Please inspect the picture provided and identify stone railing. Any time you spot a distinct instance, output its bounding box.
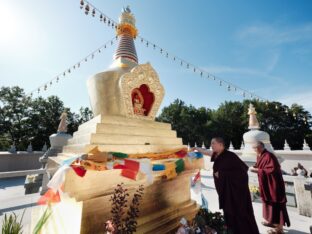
[0,151,44,172]
[0,168,49,195]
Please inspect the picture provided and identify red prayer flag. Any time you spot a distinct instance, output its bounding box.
[121,169,138,180]
[113,164,127,169]
[121,159,140,180]
[124,159,140,171]
[71,165,87,177]
[175,149,187,158]
[38,189,61,205]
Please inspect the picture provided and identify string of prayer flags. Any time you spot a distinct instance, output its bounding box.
[38,189,61,205]
[62,154,83,166]
[121,159,140,180]
[111,152,128,159]
[80,160,107,171]
[187,151,203,159]
[87,146,109,162]
[175,149,188,158]
[71,165,87,177]
[38,165,71,205]
[47,165,71,193]
[175,159,185,173]
[164,161,177,179]
[152,164,166,171]
[128,148,187,160]
[191,170,201,187]
[139,159,153,184]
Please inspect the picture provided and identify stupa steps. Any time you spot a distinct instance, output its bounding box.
[67,133,181,146]
[78,115,171,132]
[74,123,176,138]
[62,143,185,154]
[137,201,198,234]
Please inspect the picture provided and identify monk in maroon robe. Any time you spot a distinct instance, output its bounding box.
[250,141,290,234]
[194,137,259,234]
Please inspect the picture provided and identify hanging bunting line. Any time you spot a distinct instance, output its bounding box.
[79,0,311,120]
[26,36,117,97]
[79,0,267,103]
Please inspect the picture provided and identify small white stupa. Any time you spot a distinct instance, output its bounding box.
[241,104,274,164]
[303,139,311,151]
[42,142,48,152]
[229,141,234,150]
[283,140,291,151]
[8,142,16,154]
[27,143,33,153]
[240,141,244,150]
[201,142,206,149]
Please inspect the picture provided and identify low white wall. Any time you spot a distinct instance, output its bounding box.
[0,152,44,172]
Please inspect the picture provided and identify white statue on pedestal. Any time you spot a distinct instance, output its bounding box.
[57,112,68,133]
[241,103,275,165]
[49,112,72,151]
[248,104,260,129]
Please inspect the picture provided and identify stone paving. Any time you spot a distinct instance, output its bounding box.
[0,172,311,234]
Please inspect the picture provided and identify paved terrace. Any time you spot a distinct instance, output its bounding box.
[0,171,311,233]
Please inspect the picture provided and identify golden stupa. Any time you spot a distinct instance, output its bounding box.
[34,7,200,234]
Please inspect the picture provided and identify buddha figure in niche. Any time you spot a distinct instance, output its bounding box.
[132,89,145,116]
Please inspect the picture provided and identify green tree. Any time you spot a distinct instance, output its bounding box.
[0,86,94,151]
[0,86,32,150]
[157,99,312,150]
[210,101,247,149]
[157,99,212,146]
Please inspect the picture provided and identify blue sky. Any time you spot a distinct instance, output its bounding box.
[1,0,312,114]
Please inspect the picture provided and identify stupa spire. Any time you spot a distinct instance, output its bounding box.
[113,6,138,66]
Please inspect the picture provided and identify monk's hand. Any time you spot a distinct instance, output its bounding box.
[249,166,258,173]
[190,147,198,152]
[214,171,219,178]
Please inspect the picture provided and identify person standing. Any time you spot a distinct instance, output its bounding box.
[250,141,290,234]
[193,137,259,234]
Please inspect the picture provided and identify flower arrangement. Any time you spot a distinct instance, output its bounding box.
[192,208,228,234]
[249,185,260,201]
[105,183,144,234]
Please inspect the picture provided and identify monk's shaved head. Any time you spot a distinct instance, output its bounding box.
[211,137,225,154]
[212,137,225,146]
[254,141,265,149]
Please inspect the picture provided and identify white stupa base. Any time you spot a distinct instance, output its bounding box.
[49,133,72,150]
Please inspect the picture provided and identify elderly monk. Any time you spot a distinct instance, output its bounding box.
[250,141,290,234]
[193,137,259,234]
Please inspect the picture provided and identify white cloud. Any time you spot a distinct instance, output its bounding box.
[279,91,312,113]
[203,64,287,85]
[236,22,312,47]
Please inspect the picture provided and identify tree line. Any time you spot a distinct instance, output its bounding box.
[0,86,93,151]
[156,99,312,150]
[1,86,311,151]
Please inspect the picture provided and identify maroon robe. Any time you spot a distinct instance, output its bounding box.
[212,150,259,234]
[255,149,290,227]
